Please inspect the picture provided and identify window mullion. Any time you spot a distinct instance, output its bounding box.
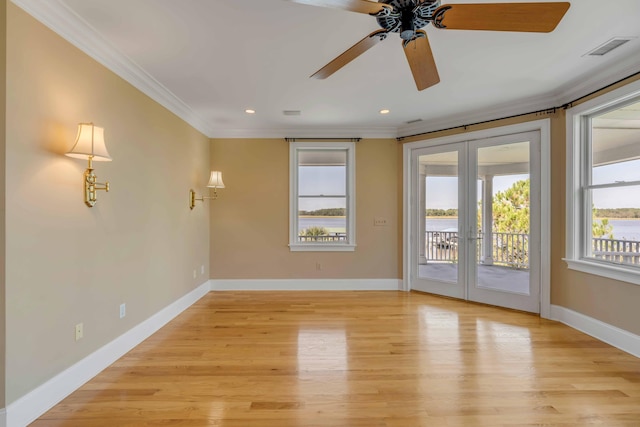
[299,195,347,198]
[586,180,640,190]
[581,116,593,259]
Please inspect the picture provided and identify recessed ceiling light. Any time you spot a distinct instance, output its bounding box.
[380,109,390,115]
[245,109,256,114]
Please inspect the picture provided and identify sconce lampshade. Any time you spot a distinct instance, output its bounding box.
[65,123,112,161]
[207,171,225,189]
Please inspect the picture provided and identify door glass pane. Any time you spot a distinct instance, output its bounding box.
[476,141,530,294]
[418,151,459,283]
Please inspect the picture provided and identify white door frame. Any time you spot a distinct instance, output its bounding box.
[402,119,552,319]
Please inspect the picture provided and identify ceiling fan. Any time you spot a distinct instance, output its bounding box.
[289,0,570,90]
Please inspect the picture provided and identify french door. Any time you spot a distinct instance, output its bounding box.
[409,131,541,313]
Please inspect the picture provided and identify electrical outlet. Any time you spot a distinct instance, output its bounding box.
[75,323,83,341]
[201,265,205,275]
[374,217,388,226]
[193,269,197,279]
[119,303,126,319]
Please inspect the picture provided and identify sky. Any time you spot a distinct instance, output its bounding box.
[298,166,346,211]
[425,174,529,210]
[591,159,640,209]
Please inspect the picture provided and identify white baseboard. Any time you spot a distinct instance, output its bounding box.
[210,278,403,291]
[5,281,210,427]
[550,305,640,358]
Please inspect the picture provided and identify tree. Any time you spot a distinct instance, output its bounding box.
[299,208,345,217]
[486,180,615,238]
[299,226,328,237]
[481,178,530,268]
[592,206,614,239]
[487,178,530,234]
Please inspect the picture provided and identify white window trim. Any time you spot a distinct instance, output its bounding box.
[289,141,356,252]
[565,78,640,285]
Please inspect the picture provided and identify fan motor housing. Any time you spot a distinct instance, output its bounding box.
[376,0,440,39]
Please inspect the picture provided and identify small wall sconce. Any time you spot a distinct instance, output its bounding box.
[65,123,112,207]
[190,171,225,209]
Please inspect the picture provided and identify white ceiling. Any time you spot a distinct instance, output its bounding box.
[13,0,640,138]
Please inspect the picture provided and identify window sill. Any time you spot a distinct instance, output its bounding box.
[289,243,356,252]
[564,258,640,286]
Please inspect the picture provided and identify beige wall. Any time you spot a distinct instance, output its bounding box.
[4,4,210,404]
[402,84,640,336]
[0,0,6,409]
[209,138,400,280]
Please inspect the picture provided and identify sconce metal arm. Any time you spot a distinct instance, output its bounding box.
[84,156,110,207]
[189,189,219,210]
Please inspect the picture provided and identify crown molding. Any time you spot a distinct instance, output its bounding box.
[397,91,560,138]
[208,126,399,139]
[553,44,640,106]
[11,0,218,137]
[398,44,640,139]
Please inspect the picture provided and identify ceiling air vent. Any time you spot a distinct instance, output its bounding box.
[584,37,633,57]
[406,119,423,124]
[283,110,302,116]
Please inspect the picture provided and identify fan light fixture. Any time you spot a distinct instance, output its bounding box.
[65,123,112,207]
[189,171,225,209]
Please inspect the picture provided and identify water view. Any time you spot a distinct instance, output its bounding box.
[426,218,640,241]
[299,216,346,233]
[300,217,640,241]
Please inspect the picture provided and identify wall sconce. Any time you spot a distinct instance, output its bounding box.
[190,171,225,209]
[65,123,112,207]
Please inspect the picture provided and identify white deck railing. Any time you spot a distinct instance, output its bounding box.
[426,231,529,268]
[426,231,640,268]
[592,238,640,265]
[298,234,346,242]
[489,232,529,269]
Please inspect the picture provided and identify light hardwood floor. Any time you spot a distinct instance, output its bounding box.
[34,291,640,426]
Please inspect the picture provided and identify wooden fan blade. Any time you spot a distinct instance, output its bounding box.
[288,0,386,15]
[434,2,570,33]
[403,31,440,91]
[311,30,387,79]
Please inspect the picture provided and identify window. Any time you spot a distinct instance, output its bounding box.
[289,141,356,251]
[566,79,640,284]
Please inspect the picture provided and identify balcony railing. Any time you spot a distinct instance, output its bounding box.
[425,231,529,268]
[426,232,640,268]
[592,238,640,265]
[426,231,459,262]
[298,234,346,242]
[490,232,529,269]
